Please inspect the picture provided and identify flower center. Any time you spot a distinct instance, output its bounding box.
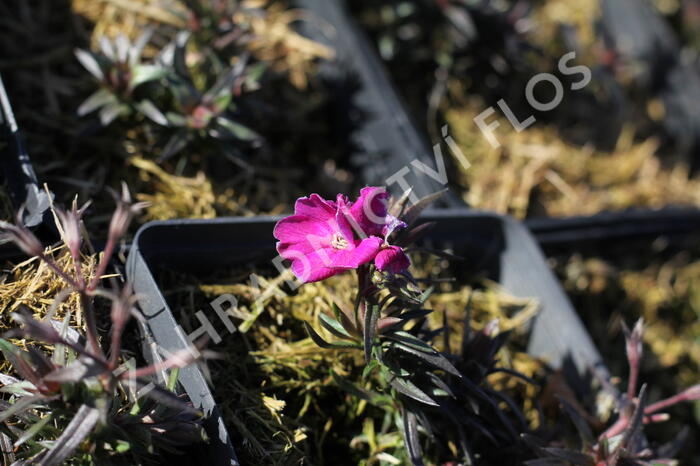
[330,232,349,250]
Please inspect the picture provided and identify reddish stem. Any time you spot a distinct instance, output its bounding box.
[645,391,692,415]
[87,235,117,292]
[626,357,639,400]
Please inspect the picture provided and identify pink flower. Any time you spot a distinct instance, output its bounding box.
[375,246,411,274]
[275,193,383,283]
[349,187,390,237]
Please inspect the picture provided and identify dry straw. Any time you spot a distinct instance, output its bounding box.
[446,101,700,218]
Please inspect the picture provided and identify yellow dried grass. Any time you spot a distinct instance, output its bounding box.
[446,101,700,218]
[0,246,98,373]
[130,156,218,220]
[241,1,334,89]
[71,0,185,45]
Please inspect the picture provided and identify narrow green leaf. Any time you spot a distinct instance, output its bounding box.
[167,367,180,392]
[77,89,116,116]
[388,331,436,353]
[129,28,153,66]
[216,117,259,141]
[396,309,432,321]
[332,302,357,335]
[74,49,104,81]
[137,100,168,126]
[331,370,387,406]
[0,396,43,423]
[390,377,438,406]
[0,381,36,397]
[305,322,331,348]
[131,65,167,89]
[99,36,116,60]
[0,432,14,465]
[362,359,379,379]
[304,323,360,350]
[418,286,434,305]
[98,102,128,126]
[212,92,232,114]
[0,339,20,360]
[161,132,192,159]
[244,62,266,89]
[364,304,380,363]
[318,313,353,340]
[165,112,187,127]
[390,341,461,378]
[401,408,426,466]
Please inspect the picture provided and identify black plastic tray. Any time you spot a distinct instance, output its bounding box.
[126,209,607,465]
[526,207,700,251]
[0,73,51,258]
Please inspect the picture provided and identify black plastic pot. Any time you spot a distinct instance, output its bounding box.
[126,209,607,465]
[296,0,463,207]
[526,207,700,251]
[0,73,51,258]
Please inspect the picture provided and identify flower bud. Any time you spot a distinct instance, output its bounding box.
[0,221,43,257]
[108,182,148,240]
[56,208,82,259]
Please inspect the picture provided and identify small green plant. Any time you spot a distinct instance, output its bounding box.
[76,24,264,161]
[144,32,263,159]
[0,186,208,465]
[75,30,168,126]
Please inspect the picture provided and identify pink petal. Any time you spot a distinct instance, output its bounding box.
[294,194,336,220]
[375,246,410,274]
[279,242,341,283]
[350,187,389,236]
[336,205,357,243]
[273,214,335,245]
[330,236,383,269]
[291,256,341,283]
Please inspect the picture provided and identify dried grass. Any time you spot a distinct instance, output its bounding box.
[0,246,97,373]
[242,0,334,89]
[445,100,700,218]
[530,0,600,64]
[560,253,700,388]
[71,0,185,45]
[130,156,218,220]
